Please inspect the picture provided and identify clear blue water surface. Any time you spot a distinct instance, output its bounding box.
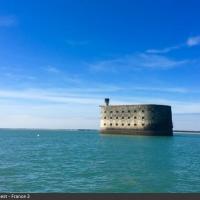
[0,129,200,193]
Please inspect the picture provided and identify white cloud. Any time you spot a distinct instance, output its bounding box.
[129,86,188,93]
[0,88,200,129]
[0,87,198,110]
[146,35,200,54]
[0,15,17,27]
[146,45,181,54]
[90,53,188,71]
[0,89,102,105]
[2,72,36,81]
[0,66,37,82]
[186,36,200,46]
[134,53,188,68]
[0,88,102,129]
[0,86,189,106]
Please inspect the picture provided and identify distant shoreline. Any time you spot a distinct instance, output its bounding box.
[0,128,98,131]
[174,130,200,133]
[0,128,200,133]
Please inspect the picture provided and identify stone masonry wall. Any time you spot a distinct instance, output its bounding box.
[100,104,173,134]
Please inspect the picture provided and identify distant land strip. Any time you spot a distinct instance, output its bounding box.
[0,128,200,133]
[174,130,200,133]
[0,128,98,131]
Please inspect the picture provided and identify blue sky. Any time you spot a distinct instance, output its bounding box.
[0,0,200,130]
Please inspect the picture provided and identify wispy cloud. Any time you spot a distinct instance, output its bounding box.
[46,66,60,73]
[0,15,17,27]
[90,53,188,72]
[0,87,200,129]
[146,45,182,54]
[186,36,200,46]
[0,84,195,106]
[129,86,189,93]
[3,72,36,81]
[0,88,200,112]
[0,89,102,105]
[133,53,188,68]
[146,35,200,54]
[44,65,83,84]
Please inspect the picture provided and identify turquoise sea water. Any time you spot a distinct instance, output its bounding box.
[0,129,200,193]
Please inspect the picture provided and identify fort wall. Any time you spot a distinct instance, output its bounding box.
[100,104,173,136]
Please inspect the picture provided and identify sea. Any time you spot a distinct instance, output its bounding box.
[0,129,200,193]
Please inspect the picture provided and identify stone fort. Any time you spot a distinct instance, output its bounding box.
[100,98,173,136]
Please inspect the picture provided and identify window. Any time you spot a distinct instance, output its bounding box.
[122,110,124,113]
[134,116,137,119]
[122,117,124,119]
[116,111,119,113]
[110,117,112,119]
[110,123,112,126]
[134,123,137,126]
[116,117,118,119]
[142,123,145,126]
[128,116,130,119]
[104,117,106,119]
[104,123,106,126]
[104,111,106,113]
[142,110,144,113]
[142,116,144,119]
[116,123,118,126]
[122,123,124,126]
[134,110,137,113]
[128,123,130,126]
[128,110,130,113]
[110,111,113,113]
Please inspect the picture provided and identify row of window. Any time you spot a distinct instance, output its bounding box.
[104,116,145,120]
[103,123,145,126]
[104,110,145,114]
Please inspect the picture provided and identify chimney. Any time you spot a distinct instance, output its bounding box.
[105,98,110,106]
